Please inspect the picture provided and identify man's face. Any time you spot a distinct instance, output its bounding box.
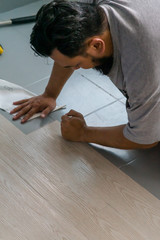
[50,49,113,74]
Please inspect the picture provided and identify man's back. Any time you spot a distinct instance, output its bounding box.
[99,0,160,144]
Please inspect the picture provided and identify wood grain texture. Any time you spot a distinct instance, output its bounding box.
[0,114,160,240]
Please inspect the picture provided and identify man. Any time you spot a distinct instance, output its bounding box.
[10,0,160,149]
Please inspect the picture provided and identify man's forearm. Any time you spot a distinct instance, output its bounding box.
[83,124,158,149]
[44,62,74,99]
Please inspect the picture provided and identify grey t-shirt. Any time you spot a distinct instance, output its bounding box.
[99,0,160,144]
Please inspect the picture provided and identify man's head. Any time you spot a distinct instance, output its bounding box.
[30,0,113,74]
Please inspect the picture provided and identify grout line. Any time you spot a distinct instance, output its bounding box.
[84,100,118,118]
[80,73,123,101]
[25,75,50,88]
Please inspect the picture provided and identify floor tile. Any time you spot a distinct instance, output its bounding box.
[27,71,116,116]
[85,101,138,166]
[79,68,124,99]
[85,100,128,126]
[0,0,51,37]
[0,0,40,13]
[0,1,53,88]
[0,27,52,86]
[0,0,49,18]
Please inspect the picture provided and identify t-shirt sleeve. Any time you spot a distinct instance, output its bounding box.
[123,96,160,144]
[122,50,160,144]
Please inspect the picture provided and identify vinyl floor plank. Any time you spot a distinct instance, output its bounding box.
[0,159,88,240]
[1,115,160,239]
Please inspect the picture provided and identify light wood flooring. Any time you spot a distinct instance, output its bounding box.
[0,114,160,239]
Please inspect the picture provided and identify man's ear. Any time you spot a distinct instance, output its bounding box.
[86,37,106,57]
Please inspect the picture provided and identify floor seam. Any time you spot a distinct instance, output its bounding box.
[80,73,123,100]
[84,100,118,118]
[25,75,50,88]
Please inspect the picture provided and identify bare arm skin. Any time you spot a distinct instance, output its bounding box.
[61,110,158,150]
[44,62,74,99]
[10,62,74,123]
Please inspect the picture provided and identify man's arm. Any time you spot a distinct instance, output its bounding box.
[44,62,74,99]
[11,62,74,123]
[83,124,158,149]
[61,110,158,150]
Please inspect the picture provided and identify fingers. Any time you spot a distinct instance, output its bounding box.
[10,98,32,115]
[40,106,53,118]
[21,108,38,123]
[12,105,32,122]
[10,95,56,123]
[61,110,84,124]
[12,103,55,123]
[13,99,30,105]
[11,101,38,122]
[66,109,83,118]
[10,102,29,114]
[61,114,70,122]
[61,112,86,142]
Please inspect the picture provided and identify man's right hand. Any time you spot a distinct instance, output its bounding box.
[10,93,56,123]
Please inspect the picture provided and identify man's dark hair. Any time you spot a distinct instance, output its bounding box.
[30,0,107,57]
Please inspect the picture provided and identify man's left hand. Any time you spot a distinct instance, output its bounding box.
[61,110,86,142]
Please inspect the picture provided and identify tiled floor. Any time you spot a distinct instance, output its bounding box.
[0,0,160,200]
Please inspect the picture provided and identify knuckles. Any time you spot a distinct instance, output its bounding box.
[32,101,41,108]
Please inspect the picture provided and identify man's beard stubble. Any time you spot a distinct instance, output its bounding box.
[92,55,113,75]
